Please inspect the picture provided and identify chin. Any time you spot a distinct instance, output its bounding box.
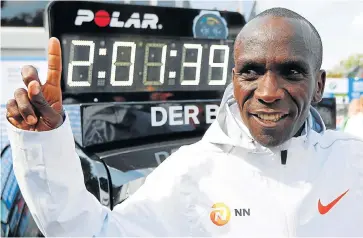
[245,115,295,148]
[252,133,288,148]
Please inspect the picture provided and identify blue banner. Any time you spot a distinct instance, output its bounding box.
[348,78,363,101]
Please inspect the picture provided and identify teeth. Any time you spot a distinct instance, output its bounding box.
[257,113,285,122]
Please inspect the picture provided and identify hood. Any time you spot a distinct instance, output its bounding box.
[203,83,326,154]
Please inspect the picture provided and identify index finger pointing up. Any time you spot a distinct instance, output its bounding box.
[46,37,62,87]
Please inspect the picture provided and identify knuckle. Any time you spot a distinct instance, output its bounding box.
[32,94,48,106]
[17,104,31,114]
[22,65,38,75]
[32,97,50,111]
[22,65,39,83]
[6,99,16,108]
[48,54,62,69]
[6,100,21,118]
[54,115,64,127]
[38,101,49,109]
[45,113,62,128]
[14,88,27,98]
[28,65,38,72]
[7,117,21,127]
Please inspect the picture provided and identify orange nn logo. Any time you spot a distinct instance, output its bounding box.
[210,203,231,226]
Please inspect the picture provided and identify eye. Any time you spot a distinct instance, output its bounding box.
[289,69,300,75]
[243,69,258,75]
[280,68,305,80]
[282,68,302,75]
[237,69,262,81]
[236,63,265,81]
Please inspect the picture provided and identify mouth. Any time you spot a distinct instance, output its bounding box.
[250,112,289,127]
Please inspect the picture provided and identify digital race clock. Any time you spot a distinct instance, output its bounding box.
[45,1,246,97]
[62,34,233,93]
[45,1,246,148]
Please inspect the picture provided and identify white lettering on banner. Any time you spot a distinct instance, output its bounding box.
[169,106,183,126]
[123,13,141,28]
[151,107,167,126]
[74,9,94,26]
[184,105,199,125]
[74,9,161,30]
[109,12,124,28]
[141,14,160,29]
[151,104,220,127]
[206,105,219,124]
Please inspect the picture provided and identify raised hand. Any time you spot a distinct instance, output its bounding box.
[6,37,64,131]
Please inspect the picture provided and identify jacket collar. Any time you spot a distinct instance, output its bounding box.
[203,83,326,153]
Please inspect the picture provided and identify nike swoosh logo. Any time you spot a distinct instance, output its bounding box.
[318,189,349,215]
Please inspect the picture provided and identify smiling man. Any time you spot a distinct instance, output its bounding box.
[232,10,325,148]
[5,7,363,237]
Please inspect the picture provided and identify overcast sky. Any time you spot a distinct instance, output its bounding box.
[190,0,363,71]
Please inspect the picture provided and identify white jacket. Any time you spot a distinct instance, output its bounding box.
[344,112,363,139]
[6,84,363,237]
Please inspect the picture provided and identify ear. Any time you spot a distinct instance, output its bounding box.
[312,70,326,105]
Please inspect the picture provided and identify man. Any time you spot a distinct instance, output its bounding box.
[5,8,363,237]
[344,96,363,138]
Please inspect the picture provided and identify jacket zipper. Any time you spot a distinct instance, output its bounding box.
[281,150,287,165]
[280,150,291,237]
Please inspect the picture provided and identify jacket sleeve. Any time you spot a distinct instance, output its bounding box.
[344,114,363,139]
[6,113,183,237]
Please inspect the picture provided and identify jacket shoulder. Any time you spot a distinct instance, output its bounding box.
[318,130,363,149]
[143,140,222,182]
[318,130,363,171]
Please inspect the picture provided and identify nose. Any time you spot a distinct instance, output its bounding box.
[254,72,284,104]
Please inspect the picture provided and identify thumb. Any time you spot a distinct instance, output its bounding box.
[28,81,62,127]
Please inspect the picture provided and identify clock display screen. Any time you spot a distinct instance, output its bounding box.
[62,34,234,94]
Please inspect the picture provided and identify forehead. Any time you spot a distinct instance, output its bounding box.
[234,16,316,67]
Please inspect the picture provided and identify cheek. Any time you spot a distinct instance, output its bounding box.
[286,82,313,111]
[233,79,256,104]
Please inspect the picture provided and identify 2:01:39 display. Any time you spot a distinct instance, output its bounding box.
[62,34,234,93]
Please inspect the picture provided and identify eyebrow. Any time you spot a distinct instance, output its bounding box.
[277,60,311,72]
[236,61,265,73]
[236,59,311,73]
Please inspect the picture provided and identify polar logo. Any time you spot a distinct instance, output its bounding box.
[74,9,163,29]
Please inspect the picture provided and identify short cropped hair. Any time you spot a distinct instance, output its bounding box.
[244,7,323,70]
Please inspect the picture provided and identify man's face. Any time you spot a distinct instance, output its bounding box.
[232,16,326,147]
